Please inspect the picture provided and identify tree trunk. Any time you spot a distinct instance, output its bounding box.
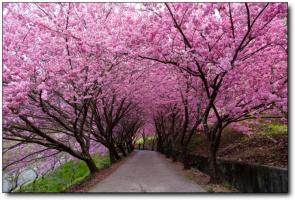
[84,158,99,174]
[118,144,126,156]
[208,143,219,183]
[126,144,131,153]
[182,146,190,169]
[126,141,130,153]
[33,179,37,192]
[109,149,116,163]
[114,150,120,160]
[128,142,134,152]
[171,144,177,162]
[109,147,121,163]
[157,139,162,152]
[166,141,172,158]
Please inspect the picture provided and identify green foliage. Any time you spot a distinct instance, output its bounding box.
[222,182,238,191]
[136,138,144,144]
[207,186,214,193]
[16,155,110,193]
[136,136,155,145]
[175,121,287,153]
[255,122,287,136]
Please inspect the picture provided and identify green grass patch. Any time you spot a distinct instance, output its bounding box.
[15,154,110,193]
[255,122,288,136]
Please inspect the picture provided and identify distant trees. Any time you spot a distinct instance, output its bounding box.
[90,94,138,163]
[115,113,144,154]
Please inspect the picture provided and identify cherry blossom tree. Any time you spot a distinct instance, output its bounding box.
[90,94,136,163]
[3,2,287,184]
[128,2,287,181]
[114,111,144,155]
[3,3,134,173]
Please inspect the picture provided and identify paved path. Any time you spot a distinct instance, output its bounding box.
[89,150,205,193]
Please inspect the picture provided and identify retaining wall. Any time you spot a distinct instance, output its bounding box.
[168,150,288,193]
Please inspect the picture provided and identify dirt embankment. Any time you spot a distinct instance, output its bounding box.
[192,129,288,168]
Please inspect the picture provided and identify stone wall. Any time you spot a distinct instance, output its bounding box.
[167,150,288,193]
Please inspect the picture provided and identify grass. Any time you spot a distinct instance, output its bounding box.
[177,120,287,153]
[15,154,110,193]
[254,122,288,136]
[207,186,215,193]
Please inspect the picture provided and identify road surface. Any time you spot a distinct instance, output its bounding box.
[89,150,205,193]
